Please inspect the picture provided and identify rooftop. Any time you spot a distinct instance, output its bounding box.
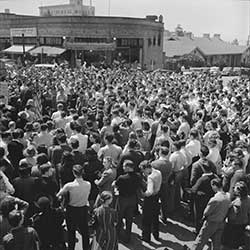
[164,32,248,57]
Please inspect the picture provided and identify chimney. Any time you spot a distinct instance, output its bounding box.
[203,33,210,39]
[186,32,193,39]
[214,34,221,39]
[4,9,10,14]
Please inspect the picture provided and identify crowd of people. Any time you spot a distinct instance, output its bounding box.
[0,62,250,250]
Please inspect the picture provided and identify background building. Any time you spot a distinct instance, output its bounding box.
[0,11,164,69]
[164,25,248,69]
[39,0,95,17]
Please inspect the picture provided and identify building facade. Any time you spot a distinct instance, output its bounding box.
[39,0,95,17]
[0,13,164,69]
[164,30,248,68]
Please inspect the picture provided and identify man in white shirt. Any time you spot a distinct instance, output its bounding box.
[98,133,122,164]
[177,114,190,139]
[69,123,88,154]
[186,129,201,159]
[57,164,91,250]
[132,108,144,131]
[51,103,64,121]
[140,160,162,243]
[33,123,53,148]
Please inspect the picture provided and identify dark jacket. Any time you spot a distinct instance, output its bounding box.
[190,158,217,186]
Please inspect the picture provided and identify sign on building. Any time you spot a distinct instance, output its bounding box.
[10,27,37,37]
[0,82,8,105]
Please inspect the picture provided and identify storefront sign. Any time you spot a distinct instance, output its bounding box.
[10,27,37,37]
[66,42,116,51]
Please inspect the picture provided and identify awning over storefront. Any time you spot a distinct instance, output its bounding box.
[2,45,36,54]
[29,46,66,56]
[65,42,116,51]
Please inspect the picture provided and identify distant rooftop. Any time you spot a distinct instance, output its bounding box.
[164,31,248,57]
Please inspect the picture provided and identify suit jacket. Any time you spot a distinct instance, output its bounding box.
[72,150,87,166]
[191,173,216,199]
[117,149,144,176]
[203,191,230,223]
[50,144,72,166]
[7,140,24,170]
[95,168,117,193]
[151,158,172,184]
[190,158,217,186]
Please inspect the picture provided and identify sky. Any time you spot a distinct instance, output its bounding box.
[0,0,249,44]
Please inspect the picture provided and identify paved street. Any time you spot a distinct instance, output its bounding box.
[76,211,211,250]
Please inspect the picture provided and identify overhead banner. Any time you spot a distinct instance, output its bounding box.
[10,27,37,37]
[0,82,8,105]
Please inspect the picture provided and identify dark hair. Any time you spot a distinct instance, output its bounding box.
[12,129,20,139]
[46,121,54,131]
[99,191,113,205]
[105,133,114,143]
[40,163,51,175]
[58,134,67,143]
[40,123,48,131]
[161,125,169,133]
[190,129,199,138]
[200,145,209,157]
[37,144,48,155]
[139,160,152,170]
[173,141,182,151]
[123,159,135,169]
[61,151,74,166]
[91,132,101,144]
[211,178,222,188]
[70,138,79,149]
[36,153,49,165]
[74,123,82,133]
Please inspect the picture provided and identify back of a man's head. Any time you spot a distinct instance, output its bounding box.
[105,133,114,144]
[200,145,209,157]
[70,138,79,150]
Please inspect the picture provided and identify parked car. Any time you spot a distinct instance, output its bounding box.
[221,67,233,76]
[232,67,241,76]
[210,66,220,75]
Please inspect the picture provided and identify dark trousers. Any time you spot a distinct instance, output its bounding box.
[159,183,168,220]
[142,194,160,241]
[117,195,137,241]
[66,205,89,250]
[193,195,209,232]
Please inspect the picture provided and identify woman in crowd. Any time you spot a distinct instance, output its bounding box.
[94,156,117,208]
[91,191,118,250]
